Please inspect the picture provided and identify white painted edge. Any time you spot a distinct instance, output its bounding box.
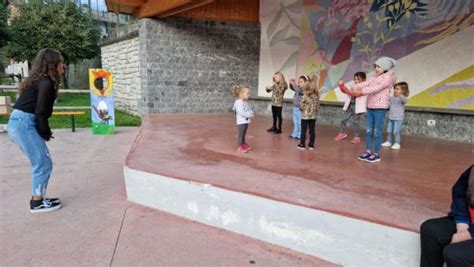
[124,166,420,267]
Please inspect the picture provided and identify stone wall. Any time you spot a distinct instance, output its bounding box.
[101,33,141,115]
[249,97,474,143]
[139,18,260,114]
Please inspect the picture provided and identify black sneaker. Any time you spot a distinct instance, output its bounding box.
[45,197,60,204]
[297,143,306,150]
[267,127,277,132]
[274,129,282,134]
[366,154,381,163]
[30,199,62,214]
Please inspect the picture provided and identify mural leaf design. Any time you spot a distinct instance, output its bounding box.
[415,13,473,46]
[282,35,301,45]
[267,8,283,38]
[370,0,429,28]
[278,50,299,72]
[370,0,390,13]
[269,24,291,47]
[286,1,303,14]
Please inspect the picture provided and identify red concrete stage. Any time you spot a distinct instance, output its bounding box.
[124,113,472,266]
[127,113,470,231]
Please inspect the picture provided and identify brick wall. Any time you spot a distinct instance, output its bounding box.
[101,34,142,115]
[249,97,474,143]
[139,18,260,114]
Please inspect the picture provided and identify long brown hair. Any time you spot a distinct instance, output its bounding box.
[303,75,319,97]
[19,48,63,95]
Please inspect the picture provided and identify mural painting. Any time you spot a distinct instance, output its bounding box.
[259,0,473,110]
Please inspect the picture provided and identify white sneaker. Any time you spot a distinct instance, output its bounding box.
[381,141,392,147]
[391,143,401,150]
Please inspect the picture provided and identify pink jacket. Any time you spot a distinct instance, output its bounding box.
[342,95,367,114]
[353,71,396,109]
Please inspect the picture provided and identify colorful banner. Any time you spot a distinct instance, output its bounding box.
[89,69,115,135]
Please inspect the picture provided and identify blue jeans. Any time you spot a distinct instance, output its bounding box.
[365,109,387,155]
[7,109,53,197]
[292,107,301,138]
[386,119,402,144]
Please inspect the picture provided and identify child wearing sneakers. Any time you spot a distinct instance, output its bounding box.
[266,72,288,134]
[232,85,254,153]
[382,82,409,150]
[297,76,320,150]
[289,75,308,139]
[339,57,397,163]
[335,72,367,144]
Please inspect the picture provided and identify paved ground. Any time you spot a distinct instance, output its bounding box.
[0,127,333,266]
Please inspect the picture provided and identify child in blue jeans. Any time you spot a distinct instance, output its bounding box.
[289,75,308,139]
[341,57,397,163]
[382,82,409,150]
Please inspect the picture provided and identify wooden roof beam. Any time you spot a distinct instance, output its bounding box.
[134,0,192,18]
[157,0,215,18]
[105,0,146,12]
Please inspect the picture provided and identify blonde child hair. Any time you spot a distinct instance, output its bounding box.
[394,82,410,97]
[273,71,287,85]
[303,75,320,97]
[231,85,250,98]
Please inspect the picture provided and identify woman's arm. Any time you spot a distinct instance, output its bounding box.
[449,166,474,242]
[34,79,55,141]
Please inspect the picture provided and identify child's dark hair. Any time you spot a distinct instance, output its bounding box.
[394,82,409,97]
[299,75,309,82]
[231,85,250,98]
[354,72,366,80]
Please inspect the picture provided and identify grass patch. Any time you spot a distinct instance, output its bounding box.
[1,78,13,85]
[55,93,90,106]
[0,92,17,100]
[0,109,141,128]
[0,92,90,106]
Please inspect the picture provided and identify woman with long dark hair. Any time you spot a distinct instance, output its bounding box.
[7,48,65,213]
[420,165,474,266]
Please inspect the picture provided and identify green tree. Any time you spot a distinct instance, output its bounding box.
[0,3,9,48]
[6,1,101,87]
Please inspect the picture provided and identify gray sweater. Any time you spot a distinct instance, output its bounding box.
[290,84,303,108]
[388,96,408,120]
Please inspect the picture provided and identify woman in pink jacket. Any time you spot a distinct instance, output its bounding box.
[341,57,397,163]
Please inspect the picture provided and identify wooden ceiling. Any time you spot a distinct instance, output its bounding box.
[105,0,259,23]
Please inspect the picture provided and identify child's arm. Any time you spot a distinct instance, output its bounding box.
[339,80,361,97]
[355,71,395,95]
[296,85,303,95]
[299,96,306,111]
[400,96,408,104]
[289,79,296,91]
[235,101,253,119]
[266,83,275,93]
